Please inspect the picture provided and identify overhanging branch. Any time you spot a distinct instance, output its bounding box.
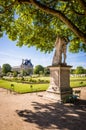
[0,0,17,14]
[1,0,86,44]
[29,0,86,43]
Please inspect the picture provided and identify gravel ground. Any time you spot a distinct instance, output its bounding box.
[0,87,86,130]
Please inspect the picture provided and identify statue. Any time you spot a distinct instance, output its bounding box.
[52,36,68,65]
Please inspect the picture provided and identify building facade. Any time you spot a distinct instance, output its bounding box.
[12,59,33,75]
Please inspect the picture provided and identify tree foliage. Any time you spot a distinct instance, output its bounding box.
[21,69,33,76]
[2,64,11,74]
[34,65,44,74]
[13,70,18,77]
[75,66,85,74]
[0,0,86,53]
[44,67,50,75]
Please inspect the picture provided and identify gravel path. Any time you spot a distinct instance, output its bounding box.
[0,88,86,130]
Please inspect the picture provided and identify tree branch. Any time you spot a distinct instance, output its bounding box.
[18,0,31,4]
[0,0,17,14]
[71,9,85,16]
[1,0,86,43]
[29,0,86,43]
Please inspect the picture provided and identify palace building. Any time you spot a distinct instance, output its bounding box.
[12,59,33,75]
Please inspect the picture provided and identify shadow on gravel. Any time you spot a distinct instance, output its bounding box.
[16,99,86,130]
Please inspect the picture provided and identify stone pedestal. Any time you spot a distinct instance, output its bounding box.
[45,65,72,102]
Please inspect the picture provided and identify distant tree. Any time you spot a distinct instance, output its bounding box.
[27,69,33,75]
[34,65,44,75]
[44,67,50,76]
[21,69,33,76]
[75,66,85,74]
[70,69,75,74]
[13,71,18,77]
[7,72,12,76]
[83,68,86,74]
[2,64,11,74]
[21,70,27,76]
[39,71,44,76]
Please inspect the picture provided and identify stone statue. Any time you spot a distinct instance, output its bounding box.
[52,36,68,65]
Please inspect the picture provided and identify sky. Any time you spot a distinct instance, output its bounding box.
[0,34,86,69]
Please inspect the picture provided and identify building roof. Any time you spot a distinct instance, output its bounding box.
[22,59,33,67]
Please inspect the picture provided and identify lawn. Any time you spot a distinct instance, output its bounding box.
[0,79,49,93]
[70,77,86,88]
[0,76,86,93]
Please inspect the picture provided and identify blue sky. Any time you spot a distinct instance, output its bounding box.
[0,34,86,69]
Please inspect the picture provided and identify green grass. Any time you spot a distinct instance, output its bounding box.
[0,76,86,93]
[0,79,49,93]
[70,77,86,88]
[70,77,86,81]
